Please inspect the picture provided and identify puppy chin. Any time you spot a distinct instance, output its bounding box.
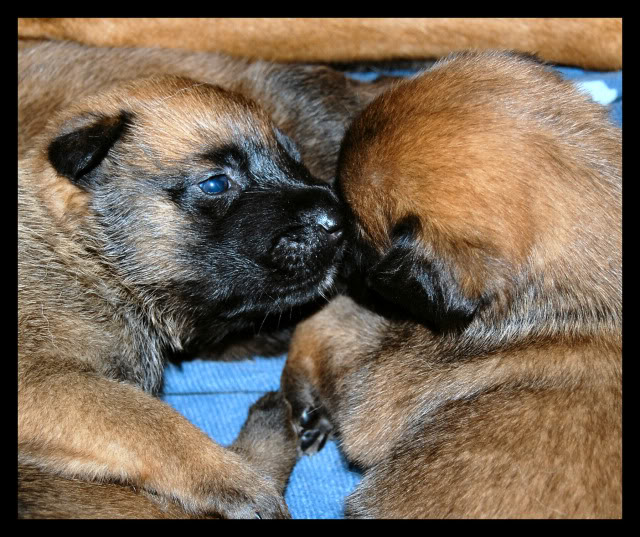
[261,250,344,310]
[219,250,344,323]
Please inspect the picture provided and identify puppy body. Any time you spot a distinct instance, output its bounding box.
[18,69,350,517]
[282,52,621,518]
[18,18,622,70]
[286,299,621,518]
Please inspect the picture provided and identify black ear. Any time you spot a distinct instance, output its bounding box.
[366,215,480,331]
[47,111,132,186]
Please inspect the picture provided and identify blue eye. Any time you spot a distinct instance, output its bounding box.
[198,174,230,194]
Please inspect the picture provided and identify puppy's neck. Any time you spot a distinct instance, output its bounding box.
[467,263,622,357]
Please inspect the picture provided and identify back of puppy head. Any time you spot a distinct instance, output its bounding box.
[338,51,621,331]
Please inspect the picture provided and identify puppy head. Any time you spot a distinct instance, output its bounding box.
[338,51,621,331]
[36,75,345,336]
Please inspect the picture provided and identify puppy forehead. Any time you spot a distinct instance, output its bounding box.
[135,79,275,152]
[84,76,276,163]
[339,97,522,248]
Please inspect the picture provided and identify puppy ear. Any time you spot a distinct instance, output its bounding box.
[47,111,132,186]
[366,215,480,331]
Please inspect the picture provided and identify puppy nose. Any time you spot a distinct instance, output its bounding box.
[315,208,343,238]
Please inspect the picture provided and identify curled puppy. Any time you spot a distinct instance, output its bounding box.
[18,75,345,518]
[282,51,622,518]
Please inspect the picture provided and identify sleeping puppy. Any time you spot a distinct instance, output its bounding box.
[282,51,622,518]
[18,75,345,518]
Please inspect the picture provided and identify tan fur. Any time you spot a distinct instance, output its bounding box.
[19,39,388,181]
[18,40,384,517]
[339,52,621,310]
[18,18,622,70]
[19,392,297,519]
[18,79,291,518]
[281,52,621,518]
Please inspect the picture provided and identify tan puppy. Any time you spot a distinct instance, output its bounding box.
[18,69,354,517]
[18,38,407,517]
[282,51,622,518]
[18,18,622,70]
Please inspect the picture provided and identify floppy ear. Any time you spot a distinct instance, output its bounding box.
[47,111,132,187]
[366,215,481,331]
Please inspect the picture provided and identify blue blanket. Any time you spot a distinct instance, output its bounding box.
[160,65,622,519]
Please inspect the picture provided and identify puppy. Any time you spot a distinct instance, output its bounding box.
[18,18,622,70]
[18,74,347,518]
[282,51,622,518]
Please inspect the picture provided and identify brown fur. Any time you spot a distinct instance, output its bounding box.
[19,39,389,182]
[18,18,622,70]
[19,392,297,519]
[18,41,390,517]
[281,51,622,518]
[18,78,296,519]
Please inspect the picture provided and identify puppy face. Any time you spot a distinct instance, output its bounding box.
[38,76,345,340]
[337,52,621,333]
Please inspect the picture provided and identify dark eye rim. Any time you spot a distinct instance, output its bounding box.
[198,173,230,195]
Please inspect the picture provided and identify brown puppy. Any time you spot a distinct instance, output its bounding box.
[19,38,403,517]
[18,71,352,518]
[18,17,622,70]
[282,51,622,518]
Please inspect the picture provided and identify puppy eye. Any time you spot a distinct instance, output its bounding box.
[198,174,230,194]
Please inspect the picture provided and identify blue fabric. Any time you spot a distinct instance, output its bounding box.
[160,65,622,519]
[555,67,622,126]
[161,356,361,519]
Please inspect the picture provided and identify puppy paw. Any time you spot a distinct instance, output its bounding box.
[174,401,295,520]
[280,369,334,456]
[296,405,333,455]
[241,391,297,443]
[208,480,290,519]
[188,459,291,519]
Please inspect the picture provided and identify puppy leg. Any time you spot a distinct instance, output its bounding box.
[280,308,340,457]
[281,363,334,456]
[230,391,298,497]
[18,359,289,518]
[18,390,297,518]
[281,296,389,459]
